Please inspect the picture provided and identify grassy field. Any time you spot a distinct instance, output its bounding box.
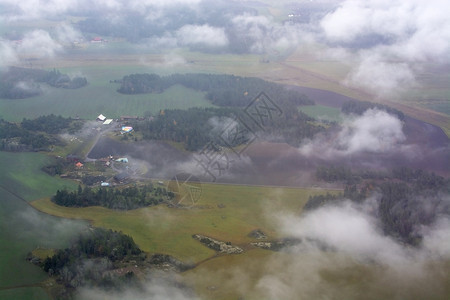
[0,152,87,297]
[5,45,449,136]
[31,183,337,263]
[0,81,213,122]
[0,287,49,300]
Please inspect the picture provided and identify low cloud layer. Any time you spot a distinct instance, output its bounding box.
[177,24,228,48]
[77,272,197,300]
[300,108,406,158]
[0,24,83,67]
[320,0,450,97]
[2,0,447,97]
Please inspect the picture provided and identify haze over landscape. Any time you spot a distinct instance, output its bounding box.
[0,0,449,299]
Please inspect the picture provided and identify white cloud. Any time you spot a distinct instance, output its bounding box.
[0,0,201,21]
[176,24,229,48]
[18,30,62,58]
[231,13,304,54]
[319,0,450,97]
[77,274,198,300]
[280,199,408,265]
[300,109,406,158]
[55,23,83,44]
[0,40,18,68]
[344,55,416,97]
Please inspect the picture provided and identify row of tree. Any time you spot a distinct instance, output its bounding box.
[341,100,405,120]
[52,184,173,210]
[316,165,448,191]
[117,73,314,107]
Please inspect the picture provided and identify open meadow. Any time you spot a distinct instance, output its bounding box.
[31,183,336,263]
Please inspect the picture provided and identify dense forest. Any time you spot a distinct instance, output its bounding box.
[40,228,142,294]
[52,184,173,210]
[117,73,313,107]
[0,67,87,99]
[0,115,81,151]
[119,73,321,150]
[305,168,450,245]
[131,106,323,151]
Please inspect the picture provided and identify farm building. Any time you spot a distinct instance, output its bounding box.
[103,119,113,125]
[97,114,106,122]
[121,126,133,133]
[75,162,84,168]
[101,182,110,187]
[115,158,129,163]
[91,37,103,43]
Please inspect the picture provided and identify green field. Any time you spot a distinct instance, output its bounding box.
[0,287,49,300]
[31,184,336,263]
[0,152,88,297]
[299,105,343,123]
[0,83,213,122]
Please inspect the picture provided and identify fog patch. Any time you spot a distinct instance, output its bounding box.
[344,56,416,97]
[0,41,19,68]
[422,216,450,258]
[280,197,410,265]
[77,272,198,300]
[55,23,83,44]
[18,30,62,58]
[13,205,87,248]
[176,24,229,49]
[162,53,187,67]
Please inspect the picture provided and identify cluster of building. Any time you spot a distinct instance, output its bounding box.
[96,113,137,134]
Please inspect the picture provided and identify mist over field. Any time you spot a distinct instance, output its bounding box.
[1,0,449,299]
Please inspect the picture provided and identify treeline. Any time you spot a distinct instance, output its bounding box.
[342,100,405,120]
[132,107,323,151]
[52,184,172,210]
[0,115,81,151]
[0,67,87,99]
[305,168,449,245]
[117,73,314,107]
[21,114,76,134]
[316,165,448,191]
[41,228,142,292]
